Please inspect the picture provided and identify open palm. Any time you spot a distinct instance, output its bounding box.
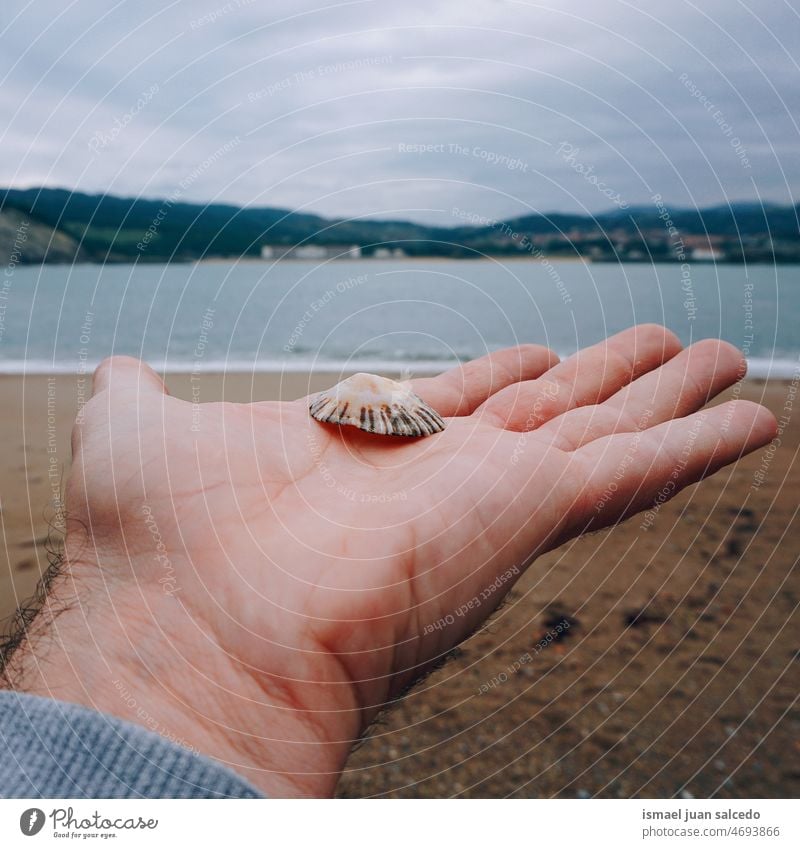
[63,324,775,796]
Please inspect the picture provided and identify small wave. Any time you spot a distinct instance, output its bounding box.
[744,357,800,380]
[0,357,456,376]
[346,347,477,363]
[0,355,797,380]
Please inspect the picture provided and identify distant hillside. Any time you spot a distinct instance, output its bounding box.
[0,207,88,264]
[0,187,454,262]
[1,187,798,264]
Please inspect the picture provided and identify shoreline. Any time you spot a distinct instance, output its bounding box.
[0,357,797,380]
[22,256,800,267]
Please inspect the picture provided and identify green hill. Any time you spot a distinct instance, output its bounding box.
[1,187,797,264]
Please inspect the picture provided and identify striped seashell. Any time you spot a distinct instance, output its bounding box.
[309,372,446,437]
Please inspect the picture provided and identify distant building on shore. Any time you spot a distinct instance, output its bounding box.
[260,244,362,260]
[690,246,725,261]
[259,244,412,260]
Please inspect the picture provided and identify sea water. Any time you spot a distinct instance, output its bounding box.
[0,259,797,378]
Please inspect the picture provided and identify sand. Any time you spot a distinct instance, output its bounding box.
[0,370,797,798]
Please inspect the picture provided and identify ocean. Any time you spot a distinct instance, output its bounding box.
[1,259,798,378]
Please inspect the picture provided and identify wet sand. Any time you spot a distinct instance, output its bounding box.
[0,371,797,798]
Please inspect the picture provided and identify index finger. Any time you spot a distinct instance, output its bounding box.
[294,345,557,416]
[411,344,559,417]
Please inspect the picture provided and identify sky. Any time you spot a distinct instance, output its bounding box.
[0,0,798,225]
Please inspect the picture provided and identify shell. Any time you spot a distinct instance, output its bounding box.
[309,372,446,437]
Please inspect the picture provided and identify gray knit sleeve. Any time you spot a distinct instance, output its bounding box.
[0,691,264,798]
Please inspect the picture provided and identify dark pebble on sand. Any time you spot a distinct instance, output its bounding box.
[726,537,743,557]
[623,607,666,628]
[540,607,580,641]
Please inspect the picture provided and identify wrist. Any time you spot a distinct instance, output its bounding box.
[4,540,358,797]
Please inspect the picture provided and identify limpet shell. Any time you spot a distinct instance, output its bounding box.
[309,372,446,437]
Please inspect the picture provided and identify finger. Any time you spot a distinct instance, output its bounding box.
[565,400,777,536]
[537,339,747,451]
[92,355,169,398]
[409,344,558,417]
[477,324,682,430]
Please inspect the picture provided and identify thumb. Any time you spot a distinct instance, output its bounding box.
[92,355,169,397]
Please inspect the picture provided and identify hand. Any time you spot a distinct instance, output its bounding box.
[8,325,776,797]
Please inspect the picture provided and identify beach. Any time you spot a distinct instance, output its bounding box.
[0,370,797,798]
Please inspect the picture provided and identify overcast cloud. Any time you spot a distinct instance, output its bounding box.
[1,0,798,224]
